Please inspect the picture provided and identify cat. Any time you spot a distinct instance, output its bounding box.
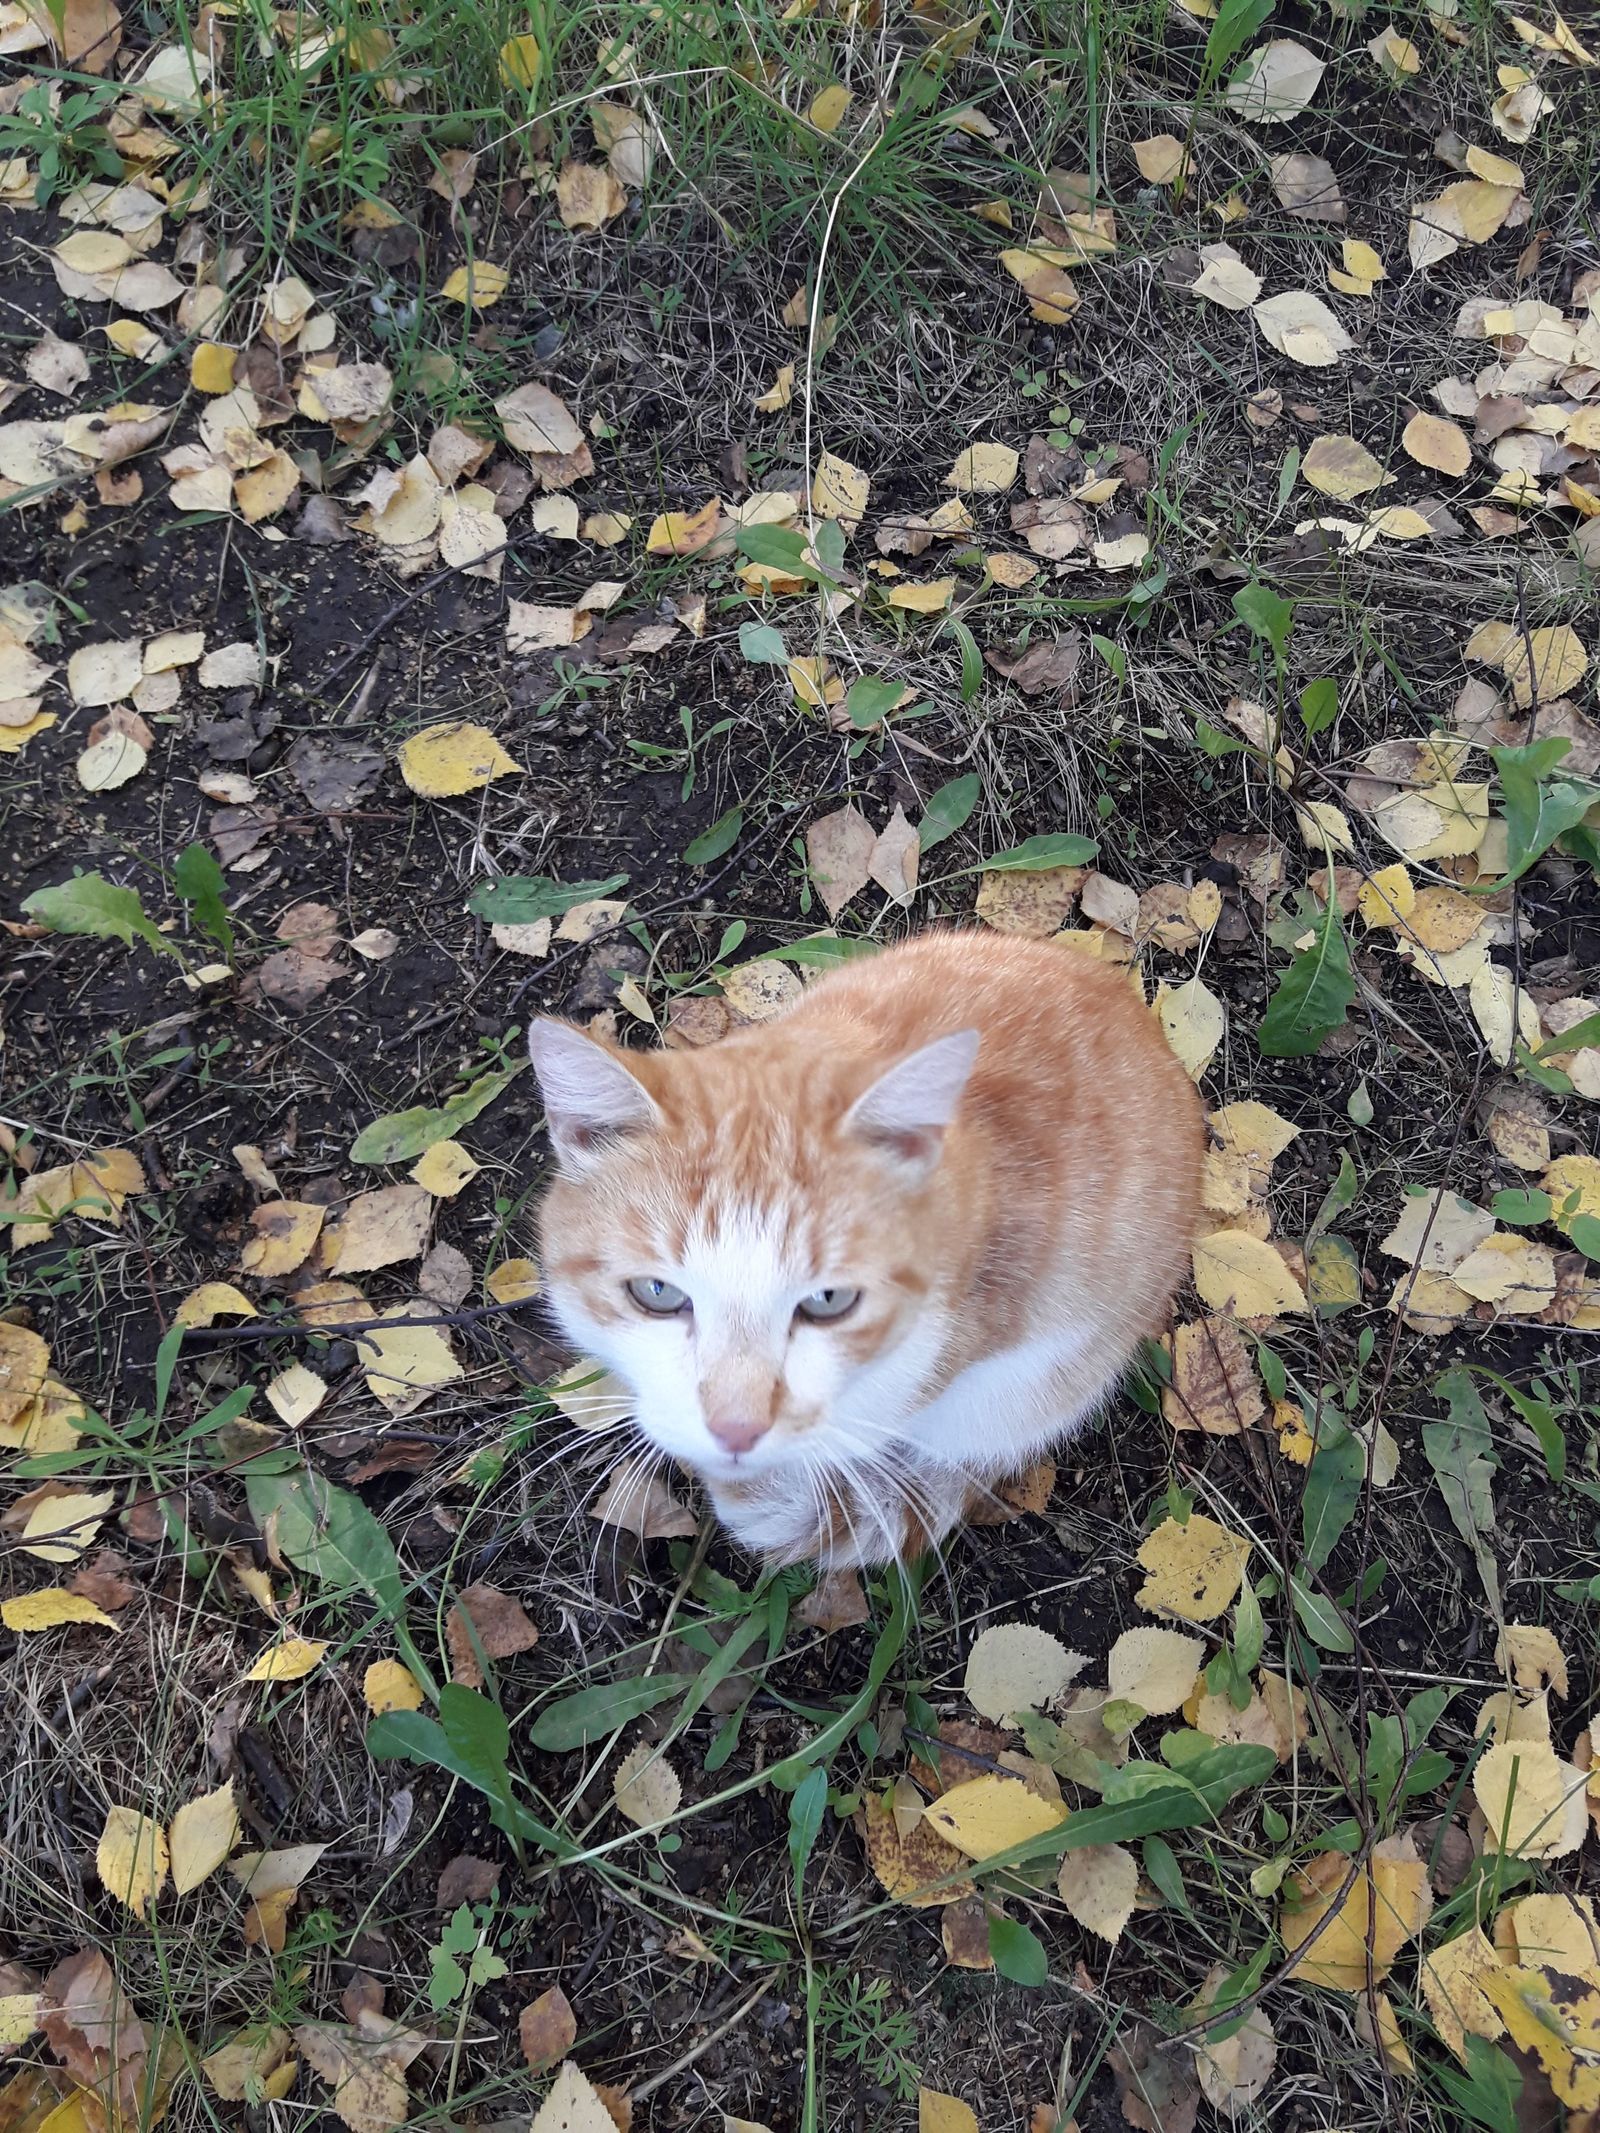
[528,929,1203,1568]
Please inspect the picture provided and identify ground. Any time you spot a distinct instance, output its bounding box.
[3,0,1600,2129]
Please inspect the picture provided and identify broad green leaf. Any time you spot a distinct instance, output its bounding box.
[351,1064,522,1164]
[1300,1417,1364,1573]
[766,934,881,968]
[1491,1188,1551,1226]
[1289,1573,1354,1652]
[1141,1834,1191,1914]
[369,1686,555,1843]
[1231,579,1294,660]
[22,871,179,962]
[787,1765,828,1903]
[1298,677,1338,735]
[988,1915,1048,1985]
[942,614,984,701]
[738,621,787,665]
[467,873,628,924]
[173,842,234,957]
[1493,738,1600,883]
[243,1465,436,1696]
[953,833,1098,877]
[1571,1213,1600,1263]
[527,1674,686,1752]
[1535,1008,1600,1057]
[918,773,981,851]
[846,675,906,729]
[1422,1368,1501,1616]
[1308,1149,1358,1243]
[684,807,743,865]
[1258,891,1356,1057]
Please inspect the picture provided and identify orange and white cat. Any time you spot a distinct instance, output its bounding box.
[529,930,1203,1567]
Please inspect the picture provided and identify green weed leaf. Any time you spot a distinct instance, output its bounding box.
[467,874,628,924]
[1258,892,1356,1057]
[987,1915,1048,1986]
[23,870,180,962]
[1493,738,1600,882]
[351,1064,523,1164]
[528,1674,686,1752]
[173,842,234,958]
[918,773,981,851]
[685,807,743,865]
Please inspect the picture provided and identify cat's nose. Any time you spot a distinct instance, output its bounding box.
[706,1414,769,1457]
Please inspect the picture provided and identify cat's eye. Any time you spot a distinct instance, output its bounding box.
[626,1277,690,1315]
[796,1286,861,1323]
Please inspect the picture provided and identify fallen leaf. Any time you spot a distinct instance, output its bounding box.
[363,1659,425,1714]
[519,1987,577,2069]
[1192,243,1262,311]
[1403,411,1472,476]
[811,450,870,529]
[945,442,1019,493]
[1419,1927,1505,2063]
[530,2062,619,2133]
[1253,290,1353,367]
[1159,978,1226,1079]
[796,1567,870,1633]
[1303,434,1389,499]
[918,2092,978,2133]
[806,805,876,920]
[1192,1231,1307,1318]
[1378,1189,1493,1273]
[362,1309,462,1416]
[326,1183,432,1274]
[232,1842,327,1952]
[923,1773,1066,1859]
[1135,1515,1251,1622]
[18,1487,115,1565]
[0,1588,120,1633]
[613,1742,681,1827]
[169,1781,240,1895]
[1056,1843,1139,1943]
[1108,1623,1205,1716]
[1192,1966,1277,2111]
[1162,1318,1265,1434]
[240,1200,325,1278]
[297,2010,431,2133]
[202,2024,298,2102]
[1224,39,1325,121]
[1270,152,1344,220]
[447,1582,540,1687]
[1134,134,1190,185]
[964,1623,1086,1722]
[590,1454,697,1540]
[1476,1738,1582,1856]
[1279,1833,1433,1989]
[397,721,520,798]
[244,1636,328,1683]
[97,1804,168,1917]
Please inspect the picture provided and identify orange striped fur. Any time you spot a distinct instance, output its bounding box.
[529,930,1203,1567]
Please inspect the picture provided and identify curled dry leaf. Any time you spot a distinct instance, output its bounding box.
[1279,1833,1433,1988]
[446,1582,540,1687]
[589,1454,697,1540]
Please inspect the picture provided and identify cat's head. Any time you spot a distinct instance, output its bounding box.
[527,1017,979,1489]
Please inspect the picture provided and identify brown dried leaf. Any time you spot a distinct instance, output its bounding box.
[806,805,876,920]
[446,1582,540,1688]
[519,1987,577,2069]
[589,1454,697,1540]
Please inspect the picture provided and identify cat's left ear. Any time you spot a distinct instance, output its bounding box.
[844,1028,979,1178]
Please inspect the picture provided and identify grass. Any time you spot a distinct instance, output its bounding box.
[5,0,1600,2122]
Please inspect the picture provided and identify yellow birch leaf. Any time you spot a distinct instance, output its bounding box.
[19,1488,115,1564]
[1056,1843,1138,1942]
[921,1774,1067,1859]
[97,1804,169,1916]
[1134,1515,1251,1621]
[169,1780,241,1894]
[363,1659,425,1713]
[1191,1230,1307,1317]
[244,1636,329,1683]
[397,721,520,797]
[1,1587,120,1632]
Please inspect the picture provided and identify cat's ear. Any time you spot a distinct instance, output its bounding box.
[844,1028,979,1178]
[528,1020,658,1169]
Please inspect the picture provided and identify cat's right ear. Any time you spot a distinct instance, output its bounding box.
[527,1020,658,1169]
